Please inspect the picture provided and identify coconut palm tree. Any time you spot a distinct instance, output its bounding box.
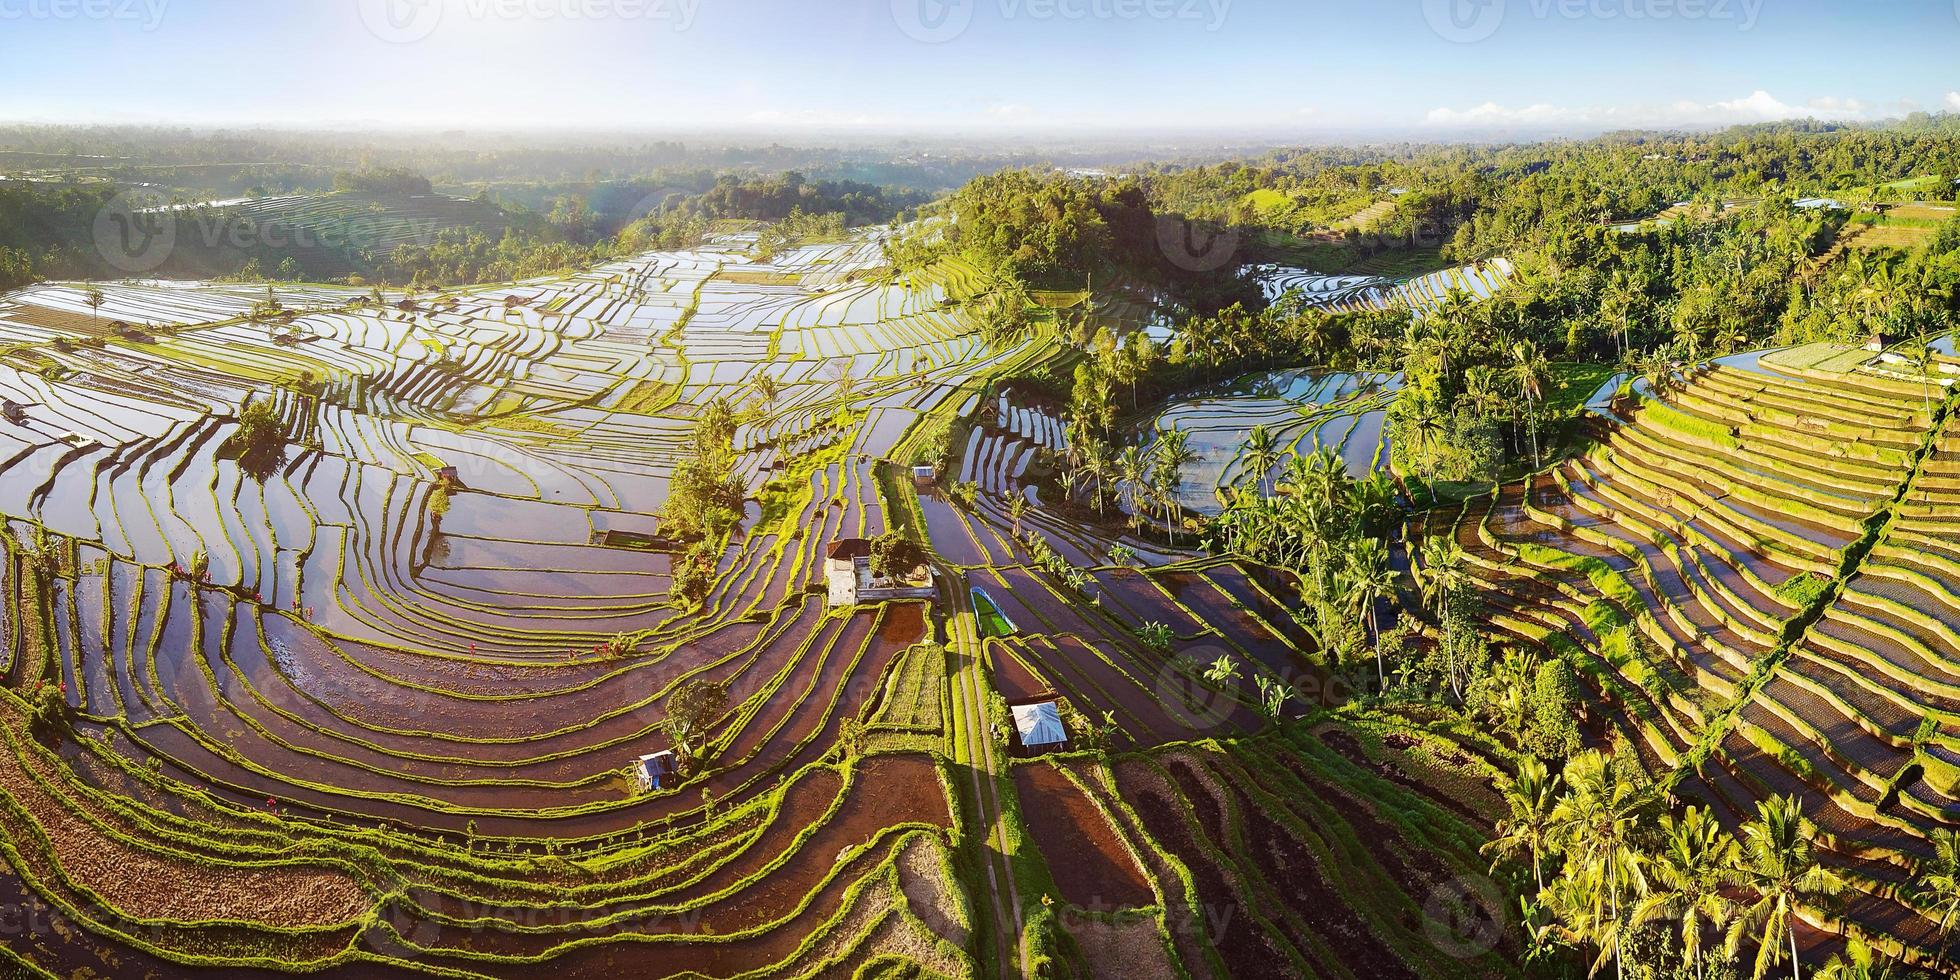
[1552,751,1651,980]
[1006,492,1030,539]
[1342,536,1396,687]
[1727,795,1845,980]
[1243,424,1282,496]
[1916,828,1960,968]
[1512,339,1551,466]
[1484,757,1562,892]
[1538,863,1627,978]
[1115,444,1149,530]
[1813,938,1878,980]
[1152,427,1197,543]
[1279,450,1317,499]
[1633,806,1739,979]
[1905,333,1937,434]
[1402,392,1448,494]
[1083,439,1113,519]
[1149,469,1184,546]
[1641,349,1679,400]
[1418,534,1467,617]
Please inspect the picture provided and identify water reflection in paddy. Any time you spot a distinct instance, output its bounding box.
[1142,368,1402,517]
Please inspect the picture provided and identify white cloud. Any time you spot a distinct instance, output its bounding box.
[1424,90,1912,130]
[1947,92,1960,111]
[985,104,1035,119]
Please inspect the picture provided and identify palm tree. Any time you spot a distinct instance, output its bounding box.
[1277,451,1313,499]
[1512,339,1551,466]
[1552,751,1651,980]
[1641,349,1679,400]
[1813,938,1878,980]
[1727,795,1845,980]
[1006,492,1030,539]
[1115,444,1149,530]
[1633,806,1739,979]
[1418,534,1467,618]
[1916,828,1960,968]
[1602,275,1641,361]
[1403,392,1448,494]
[1243,424,1282,496]
[1083,439,1112,519]
[1142,471,1174,546]
[85,287,105,324]
[1484,757,1561,892]
[1538,863,1627,977]
[1342,537,1396,687]
[1152,427,1197,543]
[1906,334,1937,433]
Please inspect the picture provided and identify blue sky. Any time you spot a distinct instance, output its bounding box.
[0,0,1956,135]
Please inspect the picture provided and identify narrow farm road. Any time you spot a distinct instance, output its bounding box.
[946,585,1030,979]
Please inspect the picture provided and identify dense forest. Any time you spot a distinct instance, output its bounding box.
[907,118,1960,495]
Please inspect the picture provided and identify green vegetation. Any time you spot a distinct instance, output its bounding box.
[9,116,1960,979]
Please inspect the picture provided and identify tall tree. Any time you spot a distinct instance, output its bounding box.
[1921,828,1960,968]
[1485,756,1561,892]
[1633,806,1739,979]
[1243,424,1282,496]
[1727,795,1845,980]
[1511,339,1550,466]
[1551,751,1651,980]
[1342,536,1397,687]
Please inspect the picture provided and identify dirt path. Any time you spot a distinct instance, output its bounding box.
[947,584,1030,978]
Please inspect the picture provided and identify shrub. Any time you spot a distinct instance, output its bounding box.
[1527,660,1582,762]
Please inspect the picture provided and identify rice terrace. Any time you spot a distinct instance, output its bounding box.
[7,4,1960,980]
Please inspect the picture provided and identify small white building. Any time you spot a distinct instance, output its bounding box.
[825,538,936,608]
[1012,701,1069,754]
[634,751,676,792]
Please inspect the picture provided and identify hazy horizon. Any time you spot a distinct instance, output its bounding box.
[0,0,1955,140]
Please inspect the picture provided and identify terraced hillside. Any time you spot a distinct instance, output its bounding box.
[1260,259,1514,317]
[0,202,1541,978]
[922,380,1520,978]
[1419,353,1960,965]
[0,229,1014,977]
